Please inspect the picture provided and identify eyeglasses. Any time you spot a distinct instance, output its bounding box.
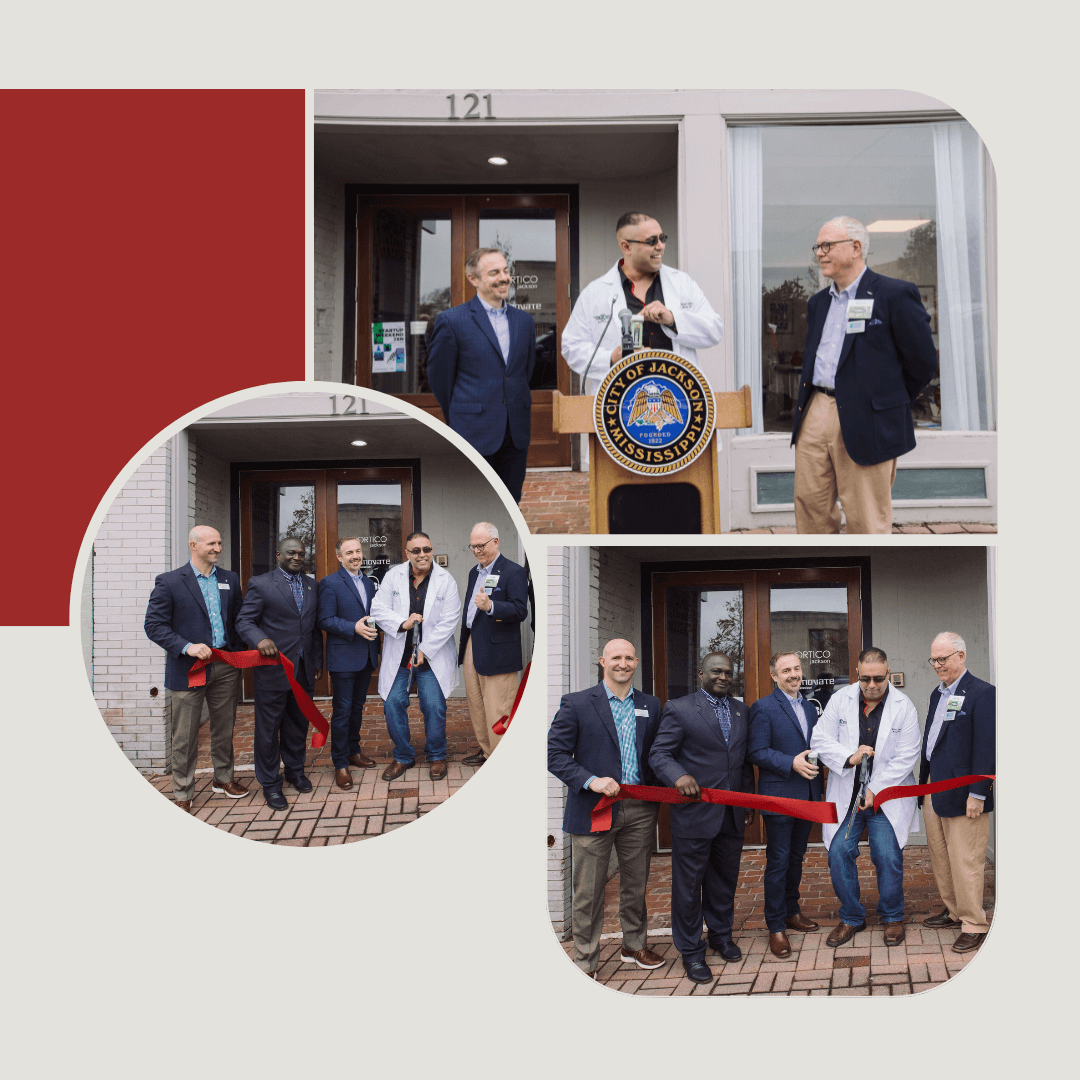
[468,539,495,552]
[858,675,888,685]
[626,234,668,247]
[811,239,855,256]
[406,546,433,555]
[928,651,959,667]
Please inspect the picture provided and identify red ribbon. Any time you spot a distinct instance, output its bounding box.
[187,649,328,748]
[872,773,995,811]
[492,661,530,736]
[591,784,838,833]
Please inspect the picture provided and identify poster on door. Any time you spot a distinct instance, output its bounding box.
[372,322,406,373]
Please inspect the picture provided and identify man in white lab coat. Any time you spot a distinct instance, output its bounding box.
[810,647,921,948]
[560,212,724,393]
[370,531,462,782]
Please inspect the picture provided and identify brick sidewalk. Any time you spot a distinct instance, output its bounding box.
[144,695,486,845]
[558,847,994,996]
[519,470,996,535]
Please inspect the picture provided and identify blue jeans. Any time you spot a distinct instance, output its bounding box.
[762,813,813,932]
[828,806,905,925]
[384,666,447,764]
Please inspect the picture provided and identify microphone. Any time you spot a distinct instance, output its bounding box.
[581,294,618,388]
[618,308,635,357]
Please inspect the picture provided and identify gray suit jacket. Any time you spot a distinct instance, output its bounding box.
[236,570,323,689]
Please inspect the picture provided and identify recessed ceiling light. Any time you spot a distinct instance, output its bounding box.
[487,156,508,166]
[866,219,932,232]
[350,439,368,447]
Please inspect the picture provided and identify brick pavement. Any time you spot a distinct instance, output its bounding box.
[559,847,994,996]
[519,470,996,535]
[145,695,485,845]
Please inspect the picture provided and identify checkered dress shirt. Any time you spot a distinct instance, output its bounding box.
[604,683,641,785]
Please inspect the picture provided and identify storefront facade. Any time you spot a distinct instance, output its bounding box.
[316,89,997,530]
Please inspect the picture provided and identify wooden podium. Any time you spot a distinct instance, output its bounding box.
[552,384,753,534]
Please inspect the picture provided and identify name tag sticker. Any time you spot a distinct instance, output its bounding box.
[845,320,866,334]
[483,573,500,593]
[218,583,230,590]
[847,299,874,320]
[946,695,965,711]
[635,708,649,716]
[945,711,957,721]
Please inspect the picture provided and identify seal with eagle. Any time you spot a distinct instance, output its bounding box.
[626,380,684,431]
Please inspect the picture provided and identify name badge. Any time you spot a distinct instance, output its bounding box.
[218,583,230,590]
[483,573,500,593]
[635,708,649,717]
[945,711,957,722]
[847,299,874,320]
[946,695,966,711]
[846,320,866,334]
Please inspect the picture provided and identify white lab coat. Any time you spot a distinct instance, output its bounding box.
[810,681,922,851]
[370,561,462,701]
[560,261,725,392]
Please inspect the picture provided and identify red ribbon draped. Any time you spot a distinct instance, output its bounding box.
[187,648,328,748]
[492,661,530,736]
[589,774,996,833]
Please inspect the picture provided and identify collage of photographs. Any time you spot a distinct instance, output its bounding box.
[73,87,1000,1006]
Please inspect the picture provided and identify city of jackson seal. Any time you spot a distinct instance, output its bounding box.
[593,350,715,475]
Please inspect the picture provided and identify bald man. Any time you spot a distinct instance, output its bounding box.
[548,638,665,978]
[144,526,249,813]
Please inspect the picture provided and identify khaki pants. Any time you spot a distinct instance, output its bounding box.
[462,637,518,758]
[924,797,991,933]
[169,664,242,800]
[794,392,897,534]
[570,800,659,972]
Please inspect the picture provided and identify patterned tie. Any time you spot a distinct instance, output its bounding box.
[286,572,304,612]
[709,693,731,742]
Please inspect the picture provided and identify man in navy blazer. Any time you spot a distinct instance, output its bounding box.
[144,525,249,813]
[457,522,528,766]
[747,651,825,957]
[236,536,323,811]
[548,638,666,978]
[791,216,938,534]
[649,652,756,983]
[919,632,996,954]
[427,248,537,503]
[317,536,380,790]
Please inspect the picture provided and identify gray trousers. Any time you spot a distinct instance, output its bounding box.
[169,664,242,800]
[569,799,658,972]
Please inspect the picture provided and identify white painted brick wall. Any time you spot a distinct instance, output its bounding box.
[92,446,174,772]
[314,168,344,382]
[190,434,233,570]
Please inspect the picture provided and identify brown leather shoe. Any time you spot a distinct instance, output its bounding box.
[335,768,353,790]
[769,931,792,958]
[952,932,986,953]
[175,800,194,814]
[620,945,665,969]
[211,780,249,798]
[381,761,413,781]
[349,753,375,768]
[785,913,819,932]
[429,760,448,780]
[826,921,867,947]
[883,921,905,945]
[924,908,962,928]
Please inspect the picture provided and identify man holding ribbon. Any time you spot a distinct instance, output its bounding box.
[236,536,323,811]
[548,638,665,979]
[919,632,996,954]
[144,525,249,814]
[810,647,921,947]
[649,652,755,984]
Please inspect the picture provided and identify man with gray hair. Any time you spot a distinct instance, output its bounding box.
[144,525,249,812]
[790,216,938,533]
[457,521,529,765]
[919,632,996,953]
[427,247,537,503]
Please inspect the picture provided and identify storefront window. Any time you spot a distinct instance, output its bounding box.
[250,482,317,577]
[729,121,993,436]
[335,482,402,582]
[664,586,745,700]
[770,583,850,717]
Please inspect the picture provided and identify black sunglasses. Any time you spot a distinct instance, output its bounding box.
[858,675,888,685]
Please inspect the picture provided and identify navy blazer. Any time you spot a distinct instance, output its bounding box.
[236,570,323,689]
[747,687,824,807]
[316,567,380,673]
[548,682,662,835]
[144,563,245,691]
[457,553,528,676]
[919,670,995,816]
[649,691,755,839]
[427,294,537,456]
[791,268,938,466]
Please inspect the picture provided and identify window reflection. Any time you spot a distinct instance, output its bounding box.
[770,584,849,717]
[666,587,745,700]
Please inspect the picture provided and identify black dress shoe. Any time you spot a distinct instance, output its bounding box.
[462,749,487,766]
[924,908,962,928]
[285,775,312,793]
[264,790,288,811]
[710,941,742,963]
[682,959,714,983]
